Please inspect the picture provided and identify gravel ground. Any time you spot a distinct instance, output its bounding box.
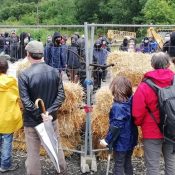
[0,151,165,175]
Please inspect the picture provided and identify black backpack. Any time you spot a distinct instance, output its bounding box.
[144,78,175,144]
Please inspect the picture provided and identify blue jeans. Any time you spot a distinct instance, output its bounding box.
[0,134,13,169]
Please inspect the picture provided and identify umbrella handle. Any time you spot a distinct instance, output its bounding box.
[35,98,46,114]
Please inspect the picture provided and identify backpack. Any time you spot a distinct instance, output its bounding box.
[144,77,175,144]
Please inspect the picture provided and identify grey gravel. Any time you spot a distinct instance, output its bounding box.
[0,151,165,175]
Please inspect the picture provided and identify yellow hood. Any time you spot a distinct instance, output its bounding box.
[0,74,23,133]
[0,74,17,92]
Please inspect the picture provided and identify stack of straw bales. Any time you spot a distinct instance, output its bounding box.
[107,51,175,86]
[107,51,152,86]
[57,82,86,156]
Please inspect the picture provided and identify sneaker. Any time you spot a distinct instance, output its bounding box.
[0,163,19,172]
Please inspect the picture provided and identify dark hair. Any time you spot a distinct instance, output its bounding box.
[151,52,170,69]
[29,52,43,60]
[110,76,132,102]
[0,56,9,73]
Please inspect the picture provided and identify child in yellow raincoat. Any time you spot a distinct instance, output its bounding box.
[0,56,23,172]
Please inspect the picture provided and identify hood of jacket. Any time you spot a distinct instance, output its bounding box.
[52,32,61,43]
[20,32,29,44]
[0,73,23,133]
[144,69,174,87]
[170,32,175,45]
[0,74,17,92]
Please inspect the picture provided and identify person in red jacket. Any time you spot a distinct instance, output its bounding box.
[132,52,175,175]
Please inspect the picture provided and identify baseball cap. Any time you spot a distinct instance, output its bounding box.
[25,40,44,54]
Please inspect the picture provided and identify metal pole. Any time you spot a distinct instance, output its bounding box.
[0,24,175,29]
[84,22,89,156]
[88,24,95,157]
[87,24,175,27]
[89,24,95,65]
[0,25,84,29]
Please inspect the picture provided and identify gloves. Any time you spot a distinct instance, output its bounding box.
[100,139,108,147]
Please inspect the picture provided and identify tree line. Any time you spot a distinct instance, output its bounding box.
[0,0,175,25]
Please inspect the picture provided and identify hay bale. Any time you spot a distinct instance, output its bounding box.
[58,109,85,137]
[107,51,152,86]
[59,82,84,113]
[107,51,175,86]
[93,87,113,117]
[60,134,81,157]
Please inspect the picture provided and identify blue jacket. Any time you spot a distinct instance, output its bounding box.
[67,45,81,69]
[105,97,138,152]
[44,32,66,70]
[93,48,108,65]
[44,45,66,70]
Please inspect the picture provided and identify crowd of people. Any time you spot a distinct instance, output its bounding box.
[119,36,158,53]
[1,30,175,175]
[0,30,111,90]
[0,31,31,60]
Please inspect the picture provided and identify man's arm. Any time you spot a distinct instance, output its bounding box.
[47,75,65,114]
[18,72,38,115]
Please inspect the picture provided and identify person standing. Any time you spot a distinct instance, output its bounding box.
[44,32,66,73]
[100,76,138,175]
[67,34,80,83]
[132,52,175,175]
[0,56,23,172]
[93,39,108,90]
[18,40,67,175]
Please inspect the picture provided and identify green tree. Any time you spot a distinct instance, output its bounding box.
[0,3,36,21]
[75,0,101,23]
[143,0,175,24]
[40,0,77,24]
[109,0,143,24]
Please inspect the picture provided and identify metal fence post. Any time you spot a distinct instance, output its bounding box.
[84,22,89,157]
[80,22,97,173]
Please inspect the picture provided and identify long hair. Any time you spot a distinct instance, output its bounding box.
[110,76,132,102]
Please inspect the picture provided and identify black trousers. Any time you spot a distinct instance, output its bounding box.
[113,150,133,175]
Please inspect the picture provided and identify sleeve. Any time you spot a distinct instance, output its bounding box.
[60,47,66,69]
[105,105,125,144]
[132,84,147,126]
[47,74,65,114]
[18,73,40,117]
[44,46,51,65]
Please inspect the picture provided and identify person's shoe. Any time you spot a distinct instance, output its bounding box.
[0,163,19,172]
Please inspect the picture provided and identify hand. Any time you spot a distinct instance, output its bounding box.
[41,111,53,122]
[100,139,108,147]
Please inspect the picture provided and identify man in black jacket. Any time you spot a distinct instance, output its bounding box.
[18,40,67,175]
